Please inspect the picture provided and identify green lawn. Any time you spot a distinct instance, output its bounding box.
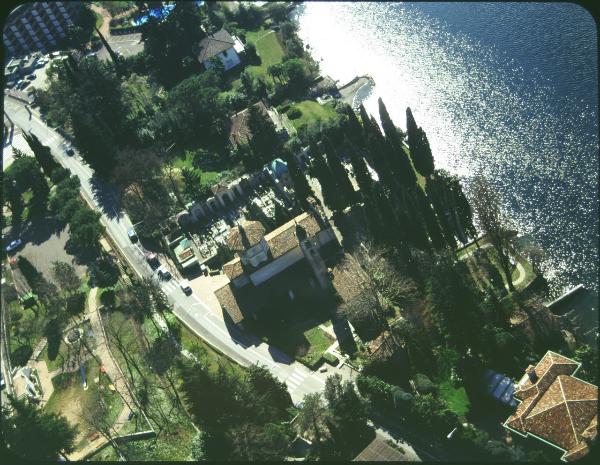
[178,319,245,377]
[172,150,221,187]
[255,322,334,369]
[40,320,96,373]
[244,28,286,83]
[99,309,232,460]
[45,360,124,451]
[283,100,339,132]
[439,381,470,418]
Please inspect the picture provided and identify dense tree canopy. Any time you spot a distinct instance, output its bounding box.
[2,395,78,461]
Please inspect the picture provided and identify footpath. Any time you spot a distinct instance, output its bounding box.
[68,288,139,461]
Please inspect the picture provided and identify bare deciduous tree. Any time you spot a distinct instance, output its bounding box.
[340,243,418,352]
[469,176,517,292]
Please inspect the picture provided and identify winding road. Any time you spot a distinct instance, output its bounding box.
[3,96,347,405]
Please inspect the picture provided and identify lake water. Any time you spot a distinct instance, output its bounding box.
[295,2,599,298]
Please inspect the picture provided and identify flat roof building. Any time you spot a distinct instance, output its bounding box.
[4,2,83,59]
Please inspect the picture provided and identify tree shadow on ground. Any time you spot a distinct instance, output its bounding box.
[89,176,122,220]
[17,216,65,246]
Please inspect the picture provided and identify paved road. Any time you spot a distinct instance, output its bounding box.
[3,97,340,405]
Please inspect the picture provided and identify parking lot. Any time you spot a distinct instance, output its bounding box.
[5,219,88,285]
[97,33,144,60]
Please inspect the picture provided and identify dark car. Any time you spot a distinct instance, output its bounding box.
[65,147,75,156]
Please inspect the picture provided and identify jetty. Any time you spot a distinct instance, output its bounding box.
[338,75,375,106]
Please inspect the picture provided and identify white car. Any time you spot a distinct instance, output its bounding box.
[179,280,192,295]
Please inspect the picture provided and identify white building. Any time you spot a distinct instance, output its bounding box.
[197,29,244,71]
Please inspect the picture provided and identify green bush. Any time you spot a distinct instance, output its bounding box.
[413,373,437,394]
[279,104,290,113]
[323,352,339,366]
[287,107,302,120]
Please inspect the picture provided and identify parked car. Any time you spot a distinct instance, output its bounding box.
[25,74,35,81]
[5,238,22,253]
[179,280,192,295]
[157,266,171,281]
[65,147,75,156]
[127,228,138,243]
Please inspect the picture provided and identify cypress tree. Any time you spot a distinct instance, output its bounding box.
[406,107,418,149]
[412,127,435,178]
[400,186,431,252]
[285,152,315,210]
[425,176,458,249]
[322,136,356,205]
[449,174,477,244]
[95,26,124,78]
[378,98,405,144]
[359,104,377,144]
[23,131,60,177]
[365,127,396,192]
[342,104,366,148]
[415,187,446,250]
[311,146,343,213]
[345,138,373,198]
[378,99,417,187]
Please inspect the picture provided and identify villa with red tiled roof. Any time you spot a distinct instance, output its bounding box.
[503,351,597,462]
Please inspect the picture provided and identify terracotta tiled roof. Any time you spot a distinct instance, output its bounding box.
[228,101,269,148]
[227,220,266,252]
[222,257,245,280]
[198,28,235,63]
[265,212,321,259]
[214,283,244,324]
[504,351,598,462]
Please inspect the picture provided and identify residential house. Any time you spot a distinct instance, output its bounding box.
[215,210,337,327]
[354,434,408,461]
[503,351,597,462]
[228,100,288,150]
[197,28,244,71]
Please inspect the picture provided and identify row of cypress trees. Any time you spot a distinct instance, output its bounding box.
[288,99,476,263]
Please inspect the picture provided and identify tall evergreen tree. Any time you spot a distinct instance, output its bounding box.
[23,131,60,177]
[378,99,417,187]
[415,187,446,250]
[406,107,418,149]
[2,395,78,460]
[425,176,459,249]
[378,98,405,144]
[248,104,282,164]
[359,104,377,144]
[365,127,396,192]
[345,138,373,198]
[322,136,357,205]
[94,26,124,78]
[412,127,435,178]
[285,152,315,210]
[311,145,343,213]
[342,104,366,148]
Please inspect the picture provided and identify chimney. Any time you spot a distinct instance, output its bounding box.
[527,369,538,383]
